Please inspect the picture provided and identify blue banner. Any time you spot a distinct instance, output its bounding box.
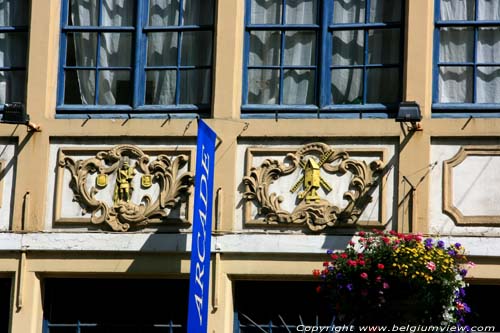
[187,119,216,333]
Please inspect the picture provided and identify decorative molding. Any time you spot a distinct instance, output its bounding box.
[56,145,194,231]
[242,143,386,232]
[443,146,500,226]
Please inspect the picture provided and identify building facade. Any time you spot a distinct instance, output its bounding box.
[0,0,499,331]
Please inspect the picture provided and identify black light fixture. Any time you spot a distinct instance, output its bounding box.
[396,101,422,131]
[1,103,40,131]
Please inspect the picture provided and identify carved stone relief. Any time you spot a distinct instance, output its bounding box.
[57,145,194,231]
[242,143,385,232]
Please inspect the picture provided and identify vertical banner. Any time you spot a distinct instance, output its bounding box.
[187,119,217,333]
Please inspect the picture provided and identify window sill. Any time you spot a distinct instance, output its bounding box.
[432,103,500,118]
[55,105,210,119]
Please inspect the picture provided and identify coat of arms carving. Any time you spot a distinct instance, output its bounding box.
[243,143,385,231]
[58,145,194,231]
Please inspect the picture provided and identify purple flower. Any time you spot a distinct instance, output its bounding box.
[336,273,343,279]
[437,240,445,248]
[328,266,335,271]
[459,288,466,297]
[346,283,353,291]
[424,238,433,248]
[455,242,462,249]
[327,249,333,255]
[448,249,457,256]
[460,269,468,277]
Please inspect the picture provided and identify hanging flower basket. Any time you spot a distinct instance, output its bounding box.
[314,230,474,327]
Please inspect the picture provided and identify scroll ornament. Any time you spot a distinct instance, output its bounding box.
[243,143,384,231]
[59,145,193,231]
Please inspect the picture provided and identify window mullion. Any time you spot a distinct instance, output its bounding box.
[175,0,185,105]
[57,0,70,105]
[472,0,479,103]
[133,0,146,108]
[94,0,104,105]
[319,0,330,108]
[279,0,287,105]
[362,0,371,105]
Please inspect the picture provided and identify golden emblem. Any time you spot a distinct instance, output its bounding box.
[113,158,136,205]
[290,151,333,203]
[96,174,108,188]
[141,174,152,188]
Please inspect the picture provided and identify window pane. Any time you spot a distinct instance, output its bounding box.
[478,28,500,63]
[148,0,180,26]
[438,66,473,103]
[181,31,212,66]
[477,67,500,103]
[368,29,400,64]
[286,0,317,24]
[369,0,401,22]
[184,0,214,25]
[66,32,97,67]
[69,0,99,26]
[250,0,281,24]
[145,70,176,104]
[179,69,211,104]
[0,32,28,67]
[366,68,399,103]
[332,30,363,65]
[331,68,363,104]
[332,0,365,24]
[64,70,95,104]
[101,0,134,26]
[249,31,281,66]
[147,32,178,66]
[0,0,29,26]
[0,70,25,103]
[439,27,474,63]
[283,69,314,104]
[477,0,500,20]
[99,33,132,67]
[284,31,316,66]
[248,69,279,104]
[440,0,475,21]
[98,70,131,104]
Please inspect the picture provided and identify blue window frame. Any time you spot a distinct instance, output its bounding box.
[433,0,500,116]
[242,0,404,118]
[57,0,214,117]
[0,0,29,109]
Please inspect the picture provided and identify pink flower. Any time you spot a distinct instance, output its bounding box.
[426,261,436,271]
[377,263,384,270]
[358,231,366,237]
[376,275,382,283]
[360,272,368,279]
[313,269,320,277]
[358,260,366,266]
[340,253,348,259]
[383,282,390,289]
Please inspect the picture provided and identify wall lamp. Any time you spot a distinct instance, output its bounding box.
[1,103,40,132]
[396,101,422,131]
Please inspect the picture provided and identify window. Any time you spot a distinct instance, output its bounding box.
[0,278,11,333]
[58,0,214,116]
[242,0,404,117]
[433,0,500,113]
[0,0,29,107]
[233,281,333,332]
[43,278,188,332]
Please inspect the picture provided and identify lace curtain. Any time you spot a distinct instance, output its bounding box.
[439,0,500,103]
[70,0,211,105]
[247,0,401,105]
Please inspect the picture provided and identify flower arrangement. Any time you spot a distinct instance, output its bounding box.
[314,230,474,327]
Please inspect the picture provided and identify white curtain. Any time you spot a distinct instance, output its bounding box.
[439,0,500,103]
[331,0,399,104]
[71,0,211,105]
[71,0,132,104]
[0,0,28,104]
[248,0,316,104]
